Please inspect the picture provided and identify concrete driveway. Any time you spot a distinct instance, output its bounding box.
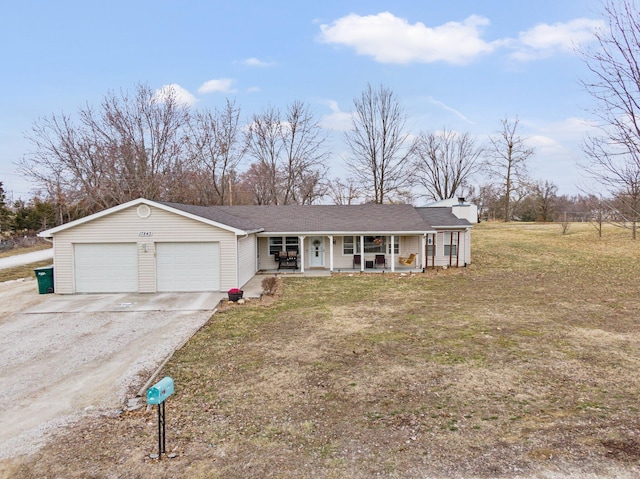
[0,278,224,459]
[0,248,53,270]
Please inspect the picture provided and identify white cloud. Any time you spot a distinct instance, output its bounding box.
[319,12,603,65]
[318,12,498,65]
[320,100,353,131]
[153,84,197,106]
[198,78,237,94]
[511,18,604,61]
[241,57,276,67]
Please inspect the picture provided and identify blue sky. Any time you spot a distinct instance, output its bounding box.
[0,0,605,201]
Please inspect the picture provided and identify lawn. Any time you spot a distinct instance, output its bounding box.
[4,222,640,478]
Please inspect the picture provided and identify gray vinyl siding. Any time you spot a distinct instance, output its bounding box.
[50,205,236,294]
[238,234,257,288]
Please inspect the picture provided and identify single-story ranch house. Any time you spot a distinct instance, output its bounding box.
[38,198,473,294]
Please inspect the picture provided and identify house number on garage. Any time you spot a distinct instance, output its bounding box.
[139,232,153,237]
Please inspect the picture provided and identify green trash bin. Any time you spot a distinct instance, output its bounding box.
[34,266,54,294]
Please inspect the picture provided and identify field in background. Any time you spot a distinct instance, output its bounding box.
[4,222,640,479]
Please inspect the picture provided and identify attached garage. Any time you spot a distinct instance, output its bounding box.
[40,199,249,295]
[156,242,220,292]
[74,243,138,293]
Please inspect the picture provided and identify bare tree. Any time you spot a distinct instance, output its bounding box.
[244,105,281,204]
[243,101,328,205]
[19,83,190,214]
[327,177,362,205]
[484,117,534,221]
[413,128,484,201]
[533,180,559,222]
[185,99,244,205]
[578,0,640,238]
[239,162,274,205]
[345,84,415,204]
[280,101,329,204]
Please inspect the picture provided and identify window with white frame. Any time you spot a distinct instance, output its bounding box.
[285,236,299,253]
[363,236,385,253]
[444,233,458,256]
[269,237,283,256]
[343,236,400,254]
[269,236,299,256]
[343,236,355,255]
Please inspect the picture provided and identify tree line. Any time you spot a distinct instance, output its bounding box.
[15,82,536,223]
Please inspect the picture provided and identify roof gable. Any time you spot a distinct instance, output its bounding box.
[38,198,250,237]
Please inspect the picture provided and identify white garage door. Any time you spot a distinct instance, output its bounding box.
[75,243,138,293]
[156,242,220,292]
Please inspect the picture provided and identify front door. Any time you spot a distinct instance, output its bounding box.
[309,236,324,267]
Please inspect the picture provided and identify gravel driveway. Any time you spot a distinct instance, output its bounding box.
[0,278,222,459]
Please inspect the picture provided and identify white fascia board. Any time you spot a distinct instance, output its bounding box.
[256,230,435,236]
[432,225,473,229]
[39,198,154,237]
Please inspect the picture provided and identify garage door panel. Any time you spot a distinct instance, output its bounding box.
[75,243,138,293]
[156,242,220,292]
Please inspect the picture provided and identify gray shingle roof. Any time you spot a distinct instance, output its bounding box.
[415,207,472,227]
[161,202,470,234]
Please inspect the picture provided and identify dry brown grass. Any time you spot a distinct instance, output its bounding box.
[3,222,640,478]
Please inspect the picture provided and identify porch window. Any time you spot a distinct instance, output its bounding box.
[270,236,299,255]
[269,237,283,256]
[343,236,355,255]
[344,236,398,254]
[363,236,385,253]
[285,236,299,253]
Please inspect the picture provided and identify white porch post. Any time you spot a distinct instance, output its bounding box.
[299,235,305,273]
[329,235,334,272]
[421,234,427,270]
[360,235,365,272]
[391,235,395,272]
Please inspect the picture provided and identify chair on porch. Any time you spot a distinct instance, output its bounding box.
[353,254,361,269]
[399,253,416,266]
[374,254,387,269]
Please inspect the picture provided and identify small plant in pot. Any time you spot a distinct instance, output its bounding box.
[227,288,243,302]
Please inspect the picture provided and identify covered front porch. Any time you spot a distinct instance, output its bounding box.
[257,233,428,274]
[256,228,470,274]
